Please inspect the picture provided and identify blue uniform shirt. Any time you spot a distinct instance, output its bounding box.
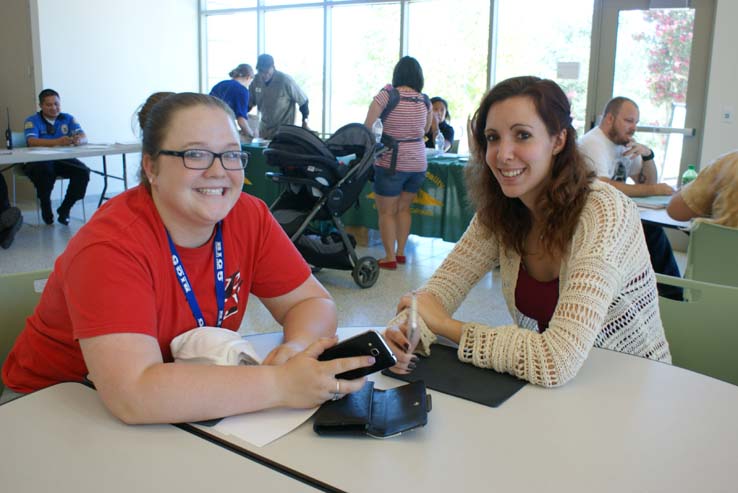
[24,112,84,142]
[209,79,250,119]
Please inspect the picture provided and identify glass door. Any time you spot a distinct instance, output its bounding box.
[587,0,715,185]
[493,0,595,139]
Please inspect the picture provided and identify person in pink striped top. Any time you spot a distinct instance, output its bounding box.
[364,57,432,269]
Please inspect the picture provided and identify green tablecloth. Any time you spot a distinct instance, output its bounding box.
[242,143,474,243]
[241,143,282,207]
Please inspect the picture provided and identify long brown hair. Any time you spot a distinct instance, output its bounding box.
[466,76,594,256]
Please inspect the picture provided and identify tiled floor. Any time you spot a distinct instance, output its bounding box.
[0,195,508,335]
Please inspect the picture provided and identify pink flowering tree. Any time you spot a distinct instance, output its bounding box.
[633,9,694,107]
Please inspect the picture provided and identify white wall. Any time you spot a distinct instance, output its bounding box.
[34,0,199,195]
[700,0,738,165]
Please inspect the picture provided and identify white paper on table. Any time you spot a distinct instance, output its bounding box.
[82,144,112,149]
[185,331,317,448]
[213,405,319,447]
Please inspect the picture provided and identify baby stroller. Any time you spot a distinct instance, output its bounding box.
[263,123,380,288]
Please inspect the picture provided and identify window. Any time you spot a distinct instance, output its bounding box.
[200,0,615,149]
[494,0,594,136]
[263,7,324,129]
[408,0,490,152]
[205,1,257,10]
[205,12,258,92]
[263,0,321,5]
[612,8,696,184]
[329,2,401,132]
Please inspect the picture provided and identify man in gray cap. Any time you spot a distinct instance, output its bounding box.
[249,54,310,139]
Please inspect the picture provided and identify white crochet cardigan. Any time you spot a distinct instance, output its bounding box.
[401,181,671,387]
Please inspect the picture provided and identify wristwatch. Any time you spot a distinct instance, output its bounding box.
[642,149,655,161]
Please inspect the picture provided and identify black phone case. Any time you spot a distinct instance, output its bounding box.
[313,380,431,438]
[318,331,397,380]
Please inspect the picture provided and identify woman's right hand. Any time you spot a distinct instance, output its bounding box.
[274,337,375,408]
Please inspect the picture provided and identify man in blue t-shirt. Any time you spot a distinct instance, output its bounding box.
[24,88,90,225]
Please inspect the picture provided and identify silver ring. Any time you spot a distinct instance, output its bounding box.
[332,380,341,401]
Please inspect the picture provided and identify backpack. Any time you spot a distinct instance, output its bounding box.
[377,86,430,174]
[378,87,430,122]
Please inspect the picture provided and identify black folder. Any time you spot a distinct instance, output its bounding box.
[382,344,526,408]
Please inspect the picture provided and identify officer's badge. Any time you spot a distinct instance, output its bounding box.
[61,124,68,135]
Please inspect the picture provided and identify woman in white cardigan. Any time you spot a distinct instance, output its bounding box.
[384,76,670,387]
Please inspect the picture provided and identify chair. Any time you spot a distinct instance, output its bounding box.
[448,139,460,154]
[684,221,738,288]
[0,269,52,393]
[656,273,738,386]
[9,131,86,223]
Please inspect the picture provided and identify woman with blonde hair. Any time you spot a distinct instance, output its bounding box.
[667,151,738,227]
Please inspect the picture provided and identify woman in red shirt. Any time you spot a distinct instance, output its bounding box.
[2,93,374,420]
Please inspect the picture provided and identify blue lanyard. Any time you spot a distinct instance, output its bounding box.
[167,223,225,328]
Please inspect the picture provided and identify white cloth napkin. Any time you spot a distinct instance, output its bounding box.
[170,327,262,366]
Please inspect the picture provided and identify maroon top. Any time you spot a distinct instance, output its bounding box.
[514,263,559,333]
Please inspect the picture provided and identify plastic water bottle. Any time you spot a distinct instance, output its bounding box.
[681,164,698,188]
[372,118,383,144]
[434,131,445,153]
[253,112,261,140]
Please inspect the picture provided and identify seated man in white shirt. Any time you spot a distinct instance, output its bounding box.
[579,96,681,299]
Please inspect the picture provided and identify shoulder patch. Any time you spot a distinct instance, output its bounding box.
[24,121,34,129]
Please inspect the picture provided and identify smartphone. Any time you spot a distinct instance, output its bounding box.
[318,330,397,380]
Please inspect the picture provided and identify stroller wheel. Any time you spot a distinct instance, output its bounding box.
[352,256,379,288]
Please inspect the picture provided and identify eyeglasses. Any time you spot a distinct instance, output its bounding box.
[157,149,249,170]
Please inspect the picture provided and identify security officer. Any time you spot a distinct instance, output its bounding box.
[24,89,90,225]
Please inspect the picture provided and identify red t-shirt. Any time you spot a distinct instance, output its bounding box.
[2,186,310,393]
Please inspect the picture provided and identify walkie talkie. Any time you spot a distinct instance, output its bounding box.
[4,107,12,150]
